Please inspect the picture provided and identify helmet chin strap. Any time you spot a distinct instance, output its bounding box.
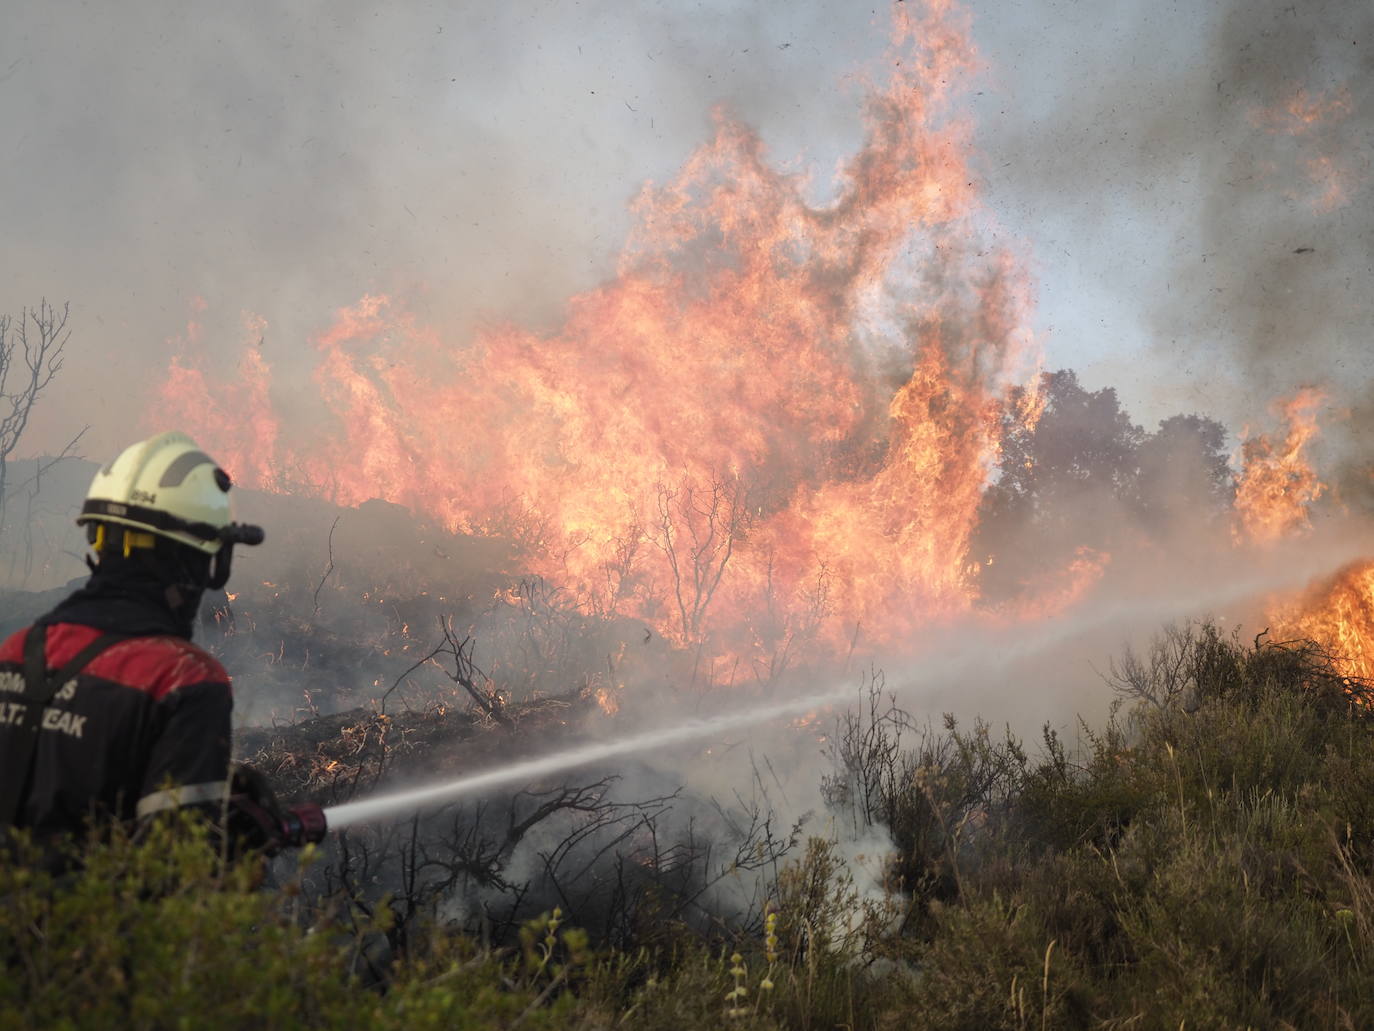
[83,518,261,611]
[205,522,262,591]
[208,542,235,591]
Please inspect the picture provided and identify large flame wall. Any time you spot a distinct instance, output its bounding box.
[149,1,1370,683]
[156,4,1040,662]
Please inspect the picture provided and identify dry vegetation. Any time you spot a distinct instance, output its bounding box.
[9,622,1374,1028]
[2,360,1369,1025]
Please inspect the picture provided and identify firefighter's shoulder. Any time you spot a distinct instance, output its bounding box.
[0,626,25,665]
[85,635,231,702]
[0,624,229,700]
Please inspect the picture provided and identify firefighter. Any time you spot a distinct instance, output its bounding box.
[0,431,323,864]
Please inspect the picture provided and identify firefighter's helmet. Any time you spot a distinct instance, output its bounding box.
[77,431,263,588]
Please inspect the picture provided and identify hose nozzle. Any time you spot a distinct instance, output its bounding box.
[279,803,327,847]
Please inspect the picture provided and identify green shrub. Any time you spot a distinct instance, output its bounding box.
[8,620,1374,1029]
[0,818,601,1030]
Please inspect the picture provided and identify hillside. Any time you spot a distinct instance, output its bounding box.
[7,622,1374,1029]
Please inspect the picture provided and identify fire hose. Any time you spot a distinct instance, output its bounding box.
[228,763,328,851]
[277,802,328,848]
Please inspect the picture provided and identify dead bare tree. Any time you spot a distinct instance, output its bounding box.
[652,472,752,647]
[0,302,72,535]
[310,770,800,954]
[584,522,643,620]
[1105,621,1225,713]
[1,425,86,589]
[436,615,512,726]
[317,777,675,949]
[476,575,618,704]
[508,577,579,692]
[751,552,833,689]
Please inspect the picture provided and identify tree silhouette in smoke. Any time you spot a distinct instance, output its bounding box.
[1134,414,1234,534]
[0,302,73,535]
[972,370,1234,603]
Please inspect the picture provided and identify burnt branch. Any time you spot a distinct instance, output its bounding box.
[652,471,752,646]
[378,640,446,716]
[0,301,71,534]
[436,615,512,727]
[311,515,340,622]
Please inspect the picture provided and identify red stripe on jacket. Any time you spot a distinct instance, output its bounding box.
[0,623,230,701]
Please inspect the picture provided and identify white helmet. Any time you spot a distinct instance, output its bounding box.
[78,431,263,587]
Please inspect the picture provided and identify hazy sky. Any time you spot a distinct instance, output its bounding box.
[3,0,1370,460]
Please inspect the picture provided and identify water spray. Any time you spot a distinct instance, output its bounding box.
[319,540,1367,832]
[323,684,855,829]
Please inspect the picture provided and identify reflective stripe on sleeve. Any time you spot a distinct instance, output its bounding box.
[135,780,230,817]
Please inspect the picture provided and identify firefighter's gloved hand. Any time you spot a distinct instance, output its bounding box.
[226,762,287,855]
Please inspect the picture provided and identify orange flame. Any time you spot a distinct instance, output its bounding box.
[593,684,621,717]
[1248,85,1363,212]
[1270,560,1374,684]
[1232,388,1326,548]
[1249,87,1354,135]
[154,3,1049,667]
[157,312,280,491]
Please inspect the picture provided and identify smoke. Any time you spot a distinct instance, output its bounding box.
[5,2,1369,458]
[4,0,1364,737]
[2,0,886,455]
[1191,2,1372,360]
[962,1,1372,458]
[303,515,1374,933]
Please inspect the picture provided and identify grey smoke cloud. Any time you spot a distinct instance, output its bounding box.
[2,0,1370,468]
[2,1,880,452]
[1175,2,1371,398]
[966,0,1372,442]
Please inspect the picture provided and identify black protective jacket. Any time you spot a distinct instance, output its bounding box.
[0,575,232,842]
